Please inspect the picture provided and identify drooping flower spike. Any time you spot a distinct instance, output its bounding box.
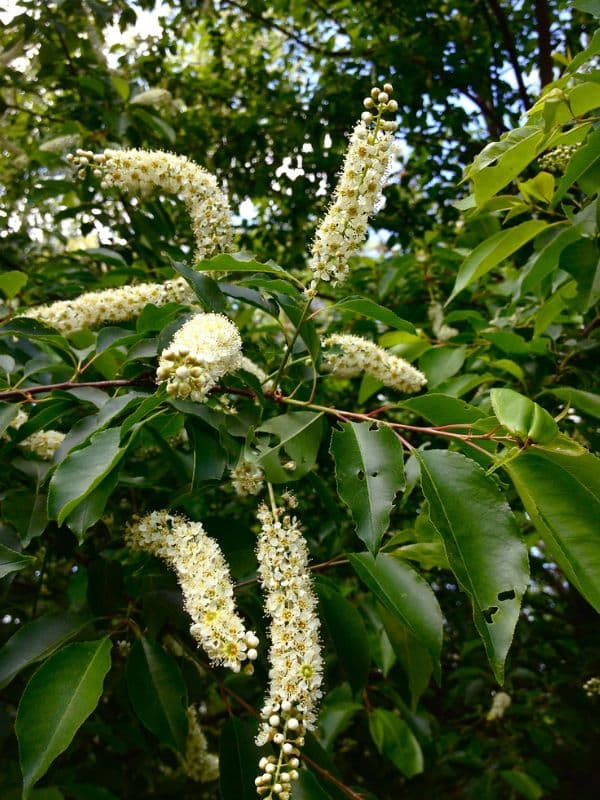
[126,510,259,673]
[307,83,399,293]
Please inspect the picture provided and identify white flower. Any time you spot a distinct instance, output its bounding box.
[126,510,258,672]
[230,458,264,496]
[428,302,458,342]
[177,706,219,783]
[156,312,243,403]
[19,430,65,460]
[129,88,172,107]
[254,503,323,797]
[307,86,398,292]
[486,691,512,721]
[18,277,195,336]
[70,148,234,261]
[322,333,426,393]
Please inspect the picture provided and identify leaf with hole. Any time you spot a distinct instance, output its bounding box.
[418,449,529,683]
[331,421,405,553]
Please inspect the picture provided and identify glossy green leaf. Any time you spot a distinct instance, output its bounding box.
[506,446,600,611]
[196,251,289,277]
[63,470,120,541]
[219,717,259,800]
[0,612,91,689]
[0,270,27,298]
[170,259,226,312]
[500,769,544,800]
[450,220,547,301]
[330,421,405,553]
[348,552,443,680]
[254,411,324,483]
[368,708,424,778]
[0,543,35,578]
[491,388,559,444]
[401,393,486,425]
[559,238,600,311]
[377,605,433,710]
[519,223,583,295]
[16,639,112,798]
[334,296,416,333]
[293,770,335,799]
[126,638,188,752]
[544,386,600,420]
[418,346,466,389]
[316,580,370,692]
[48,428,127,525]
[418,449,529,683]
[552,127,600,206]
[2,489,48,546]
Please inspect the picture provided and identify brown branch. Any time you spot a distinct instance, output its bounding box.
[534,0,554,87]
[0,376,155,402]
[486,0,530,111]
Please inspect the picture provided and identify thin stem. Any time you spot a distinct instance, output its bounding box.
[272,296,313,388]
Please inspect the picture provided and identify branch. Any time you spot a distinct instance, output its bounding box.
[534,0,554,87]
[486,0,530,112]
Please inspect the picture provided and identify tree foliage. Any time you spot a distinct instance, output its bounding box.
[1,2,600,799]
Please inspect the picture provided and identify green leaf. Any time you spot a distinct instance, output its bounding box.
[377,605,433,710]
[559,238,600,312]
[254,411,325,483]
[0,543,35,578]
[543,386,600,420]
[170,259,226,312]
[368,709,424,778]
[63,470,120,542]
[126,638,188,753]
[316,579,370,692]
[490,388,559,444]
[348,552,443,681]
[330,421,405,553]
[219,717,259,800]
[401,393,486,425]
[84,247,127,267]
[552,127,600,206]
[506,446,600,612]
[519,224,583,295]
[449,220,548,301]
[418,449,529,683]
[418,347,466,389]
[292,770,334,799]
[16,639,112,798]
[333,296,416,333]
[196,251,290,278]
[466,126,545,204]
[569,80,600,117]
[2,490,48,546]
[48,428,127,525]
[500,769,544,800]
[0,612,91,689]
[0,270,27,298]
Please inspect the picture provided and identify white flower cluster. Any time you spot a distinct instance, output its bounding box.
[486,691,512,721]
[239,355,269,385]
[428,301,459,342]
[322,333,426,393]
[178,705,220,783]
[254,504,323,798]
[584,676,600,697]
[20,430,65,460]
[130,88,172,107]
[69,148,234,261]
[156,312,243,402]
[126,510,259,672]
[308,84,398,292]
[231,458,264,497]
[19,277,195,336]
[2,408,65,460]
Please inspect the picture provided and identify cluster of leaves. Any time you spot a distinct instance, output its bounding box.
[1,2,600,800]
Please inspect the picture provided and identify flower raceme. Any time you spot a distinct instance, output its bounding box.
[125,510,259,672]
[254,502,323,799]
[322,333,427,393]
[69,148,234,261]
[307,84,399,293]
[156,312,243,402]
[19,277,195,336]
